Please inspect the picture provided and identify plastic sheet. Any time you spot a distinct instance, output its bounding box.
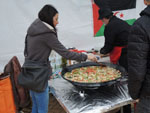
[49,77,134,113]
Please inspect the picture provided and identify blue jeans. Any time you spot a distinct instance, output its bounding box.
[30,86,49,113]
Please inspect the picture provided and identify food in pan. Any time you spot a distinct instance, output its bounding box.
[64,66,121,83]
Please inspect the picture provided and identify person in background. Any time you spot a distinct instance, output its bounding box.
[94,1,131,112]
[97,9,131,113]
[128,0,150,112]
[25,4,97,113]
[97,8,130,71]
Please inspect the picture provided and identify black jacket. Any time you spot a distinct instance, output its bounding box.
[100,16,130,54]
[128,5,150,99]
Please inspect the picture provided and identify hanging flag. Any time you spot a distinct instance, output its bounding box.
[92,0,137,37]
[104,0,136,11]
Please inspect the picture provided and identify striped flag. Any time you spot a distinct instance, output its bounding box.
[93,0,137,37]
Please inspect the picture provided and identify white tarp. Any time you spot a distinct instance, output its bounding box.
[0,0,145,71]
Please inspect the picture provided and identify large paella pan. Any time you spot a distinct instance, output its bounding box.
[61,62,127,89]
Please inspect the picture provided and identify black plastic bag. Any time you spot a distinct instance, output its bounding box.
[18,59,51,92]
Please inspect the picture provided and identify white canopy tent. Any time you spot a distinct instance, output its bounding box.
[0,0,145,71]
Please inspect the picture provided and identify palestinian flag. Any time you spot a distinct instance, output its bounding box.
[92,0,137,37]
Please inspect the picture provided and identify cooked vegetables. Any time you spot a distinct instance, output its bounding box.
[64,66,121,83]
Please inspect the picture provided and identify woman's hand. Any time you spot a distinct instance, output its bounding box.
[87,54,98,62]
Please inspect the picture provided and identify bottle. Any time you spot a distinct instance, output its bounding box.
[55,53,62,69]
[61,57,67,68]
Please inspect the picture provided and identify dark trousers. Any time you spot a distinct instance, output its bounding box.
[135,97,150,113]
[119,48,128,72]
